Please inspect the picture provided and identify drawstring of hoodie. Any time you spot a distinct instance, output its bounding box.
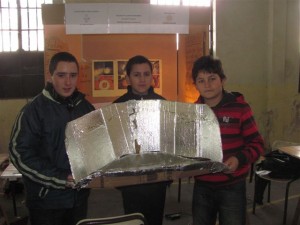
[39,187,49,198]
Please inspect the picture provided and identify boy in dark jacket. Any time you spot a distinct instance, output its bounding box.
[113,55,168,225]
[114,55,164,103]
[9,52,95,225]
[191,55,264,225]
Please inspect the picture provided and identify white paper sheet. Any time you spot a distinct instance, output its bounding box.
[65,3,189,34]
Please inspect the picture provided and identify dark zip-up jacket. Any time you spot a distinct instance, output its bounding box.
[112,85,168,225]
[195,91,264,186]
[9,82,95,209]
[113,86,165,103]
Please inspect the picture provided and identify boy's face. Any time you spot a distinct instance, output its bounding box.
[51,61,78,98]
[195,71,225,106]
[126,63,153,95]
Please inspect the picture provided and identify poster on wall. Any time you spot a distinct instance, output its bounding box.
[117,60,127,90]
[92,59,162,97]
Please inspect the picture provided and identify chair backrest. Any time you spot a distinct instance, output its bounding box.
[76,213,146,225]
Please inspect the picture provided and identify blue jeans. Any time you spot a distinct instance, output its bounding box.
[192,180,246,225]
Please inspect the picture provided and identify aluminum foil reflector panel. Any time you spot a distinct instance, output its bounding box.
[65,100,224,186]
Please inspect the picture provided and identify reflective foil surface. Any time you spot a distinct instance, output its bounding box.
[65,100,225,187]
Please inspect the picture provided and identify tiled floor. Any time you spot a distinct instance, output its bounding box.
[1,177,300,225]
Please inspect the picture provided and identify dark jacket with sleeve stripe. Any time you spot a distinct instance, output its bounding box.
[9,82,95,209]
[194,91,264,187]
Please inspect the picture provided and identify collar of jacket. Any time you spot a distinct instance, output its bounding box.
[195,90,244,108]
[127,85,155,97]
[43,82,84,108]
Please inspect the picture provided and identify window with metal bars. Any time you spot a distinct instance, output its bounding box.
[0,0,52,52]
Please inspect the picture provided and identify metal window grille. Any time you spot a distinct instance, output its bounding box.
[0,0,52,52]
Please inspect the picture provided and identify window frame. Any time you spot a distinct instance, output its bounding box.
[0,0,52,52]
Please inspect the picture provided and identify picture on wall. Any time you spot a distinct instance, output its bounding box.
[92,59,162,97]
[93,60,114,91]
[117,60,127,90]
[151,60,161,89]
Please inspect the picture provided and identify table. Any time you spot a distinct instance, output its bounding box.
[1,163,21,181]
[278,145,300,225]
[0,163,22,217]
[278,145,300,160]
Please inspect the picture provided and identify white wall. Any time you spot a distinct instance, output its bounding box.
[215,0,300,148]
[0,99,28,153]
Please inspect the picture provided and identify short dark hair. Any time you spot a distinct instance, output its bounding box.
[125,55,153,76]
[192,55,226,83]
[49,52,79,76]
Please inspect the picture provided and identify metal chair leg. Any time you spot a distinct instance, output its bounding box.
[252,174,257,214]
[249,163,254,183]
[283,180,295,224]
[177,178,181,203]
[267,181,271,202]
[253,174,271,214]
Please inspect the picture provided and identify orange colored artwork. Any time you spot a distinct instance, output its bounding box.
[117,60,128,89]
[93,61,114,91]
[92,59,162,97]
[151,60,160,88]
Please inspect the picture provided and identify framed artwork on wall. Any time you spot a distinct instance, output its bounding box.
[151,60,162,91]
[92,59,162,97]
[93,60,114,91]
[117,60,127,90]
